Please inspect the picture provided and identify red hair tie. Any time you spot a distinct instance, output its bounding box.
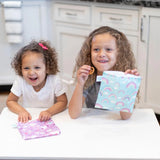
[38,43,48,50]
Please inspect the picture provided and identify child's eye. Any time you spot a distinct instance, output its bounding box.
[106,48,112,52]
[23,67,29,70]
[35,66,40,69]
[93,48,100,52]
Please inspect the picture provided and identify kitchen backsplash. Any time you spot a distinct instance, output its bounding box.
[1,0,160,8]
[79,0,160,8]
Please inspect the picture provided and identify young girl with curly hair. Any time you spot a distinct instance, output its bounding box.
[68,26,140,120]
[6,40,68,122]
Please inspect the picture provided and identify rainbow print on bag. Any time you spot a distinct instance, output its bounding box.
[95,71,141,112]
[17,119,61,140]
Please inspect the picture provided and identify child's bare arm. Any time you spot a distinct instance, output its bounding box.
[68,83,86,119]
[68,65,90,119]
[38,93,68,121]
[6,92,32,122]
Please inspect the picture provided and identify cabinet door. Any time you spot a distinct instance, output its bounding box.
[56,26,91,82]
[139,8,160,114]
[22,1,50,42]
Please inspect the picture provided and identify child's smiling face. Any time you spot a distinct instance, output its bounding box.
[91,33,118,75]
[22,51,47,91]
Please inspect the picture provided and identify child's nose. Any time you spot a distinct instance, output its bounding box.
[28,69,35,75]
[99,49,106,57]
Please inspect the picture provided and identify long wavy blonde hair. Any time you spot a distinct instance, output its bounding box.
[74,26,136,89]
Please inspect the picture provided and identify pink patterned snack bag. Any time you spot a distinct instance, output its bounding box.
[17,119,61,140]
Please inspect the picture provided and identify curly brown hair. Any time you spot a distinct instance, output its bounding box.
[11,40,59,76]
[74,26,136,89]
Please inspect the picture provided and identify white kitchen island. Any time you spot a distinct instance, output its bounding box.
[0,107,160,160]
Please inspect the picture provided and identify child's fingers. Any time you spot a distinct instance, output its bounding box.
[18,112,32,123]
[132,69,140,76]
[125,69,140,76]
[28,114,32,120]
[77,69,88,76]
[78,65,90,75]
[38,111,51,121]
[18,115,27,123]
[39,115,50,121]
[18,116,22,122]
[38,113,43,121]
[78,65,94,76]
[38,116,43,121]
[125,69,131,74]
[38,114,43,121]
[77,65,94,86]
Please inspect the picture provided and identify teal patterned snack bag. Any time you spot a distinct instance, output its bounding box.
[95,71,141,112]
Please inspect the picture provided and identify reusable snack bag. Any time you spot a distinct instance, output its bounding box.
[17,119,61,140]
[95,71,141,112]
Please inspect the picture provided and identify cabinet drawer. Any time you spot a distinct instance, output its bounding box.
[94,7,139,31]
[54,3,91,25]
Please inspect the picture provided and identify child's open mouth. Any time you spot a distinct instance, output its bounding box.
[29,77,38,82]
[98,60,108,63]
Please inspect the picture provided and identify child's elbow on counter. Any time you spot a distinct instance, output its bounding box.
[68,109,80,119]
[120,111,132,120]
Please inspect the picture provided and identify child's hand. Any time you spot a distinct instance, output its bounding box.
[38,110,51,121]
[125,69,140,76]
[18,111,32,123]
[77,65,91,86]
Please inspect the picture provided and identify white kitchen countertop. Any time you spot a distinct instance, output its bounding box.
[0,107,160,160]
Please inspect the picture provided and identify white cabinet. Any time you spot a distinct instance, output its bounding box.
[138,8,160,114]
[55,26,91,81]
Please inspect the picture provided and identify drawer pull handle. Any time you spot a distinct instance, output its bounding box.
[66,12,77,17]
[109,17,122,21]
[140,16,145,43]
